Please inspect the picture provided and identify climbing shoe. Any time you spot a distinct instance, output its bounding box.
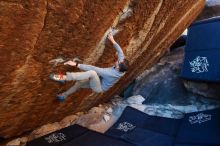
[49,73,65,83]
[56,94,66,102]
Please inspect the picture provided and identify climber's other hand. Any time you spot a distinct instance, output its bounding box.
[64,61,76,66]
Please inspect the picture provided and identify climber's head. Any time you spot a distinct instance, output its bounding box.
[115,59,129,72]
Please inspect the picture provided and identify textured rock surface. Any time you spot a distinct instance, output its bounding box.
[131,47,220,119]
[28,122,61,141]
[197,5,220,20]
[6,46,220,146]
[133,47,220,106]
[0,0,205,138]
[6,137,28,146]
[183,81,220,99]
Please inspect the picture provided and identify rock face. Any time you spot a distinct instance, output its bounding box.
[197,5,220,20]
[133,48,189,105]
[132,47,220,114]
[183,80,220,99]
[0,0,205,138]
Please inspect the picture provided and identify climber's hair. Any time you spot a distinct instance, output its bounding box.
[119,59,129,72]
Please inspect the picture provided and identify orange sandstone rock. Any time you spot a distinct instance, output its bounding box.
[0,0,205,138]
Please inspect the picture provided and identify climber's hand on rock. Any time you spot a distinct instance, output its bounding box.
[108,32,113,39]
[64,61,76,66]
[108,32,116,44]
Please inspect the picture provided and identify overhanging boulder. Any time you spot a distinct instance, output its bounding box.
[0,0,205,138]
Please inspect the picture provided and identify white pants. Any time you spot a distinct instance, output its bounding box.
[62,70,103,97]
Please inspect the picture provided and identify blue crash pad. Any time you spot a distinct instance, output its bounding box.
[27,124,134,146]
[62,130,134,146]
[121,128,174,146]
[175,108,220,145]
[181,17,220,82]
[26,124,88,146]
[105,106,182,137]
[175,144,219,146]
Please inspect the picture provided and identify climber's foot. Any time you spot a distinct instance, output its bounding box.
[56,94,66,102]
[50,73,66,83]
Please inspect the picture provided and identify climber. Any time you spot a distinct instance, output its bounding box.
[50,30,129,101]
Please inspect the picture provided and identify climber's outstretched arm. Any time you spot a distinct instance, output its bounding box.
[108,32,124,62]
[64,61,112,77]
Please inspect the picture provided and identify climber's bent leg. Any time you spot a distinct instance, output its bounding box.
[60,80,90,98]
[66,70,103,93]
